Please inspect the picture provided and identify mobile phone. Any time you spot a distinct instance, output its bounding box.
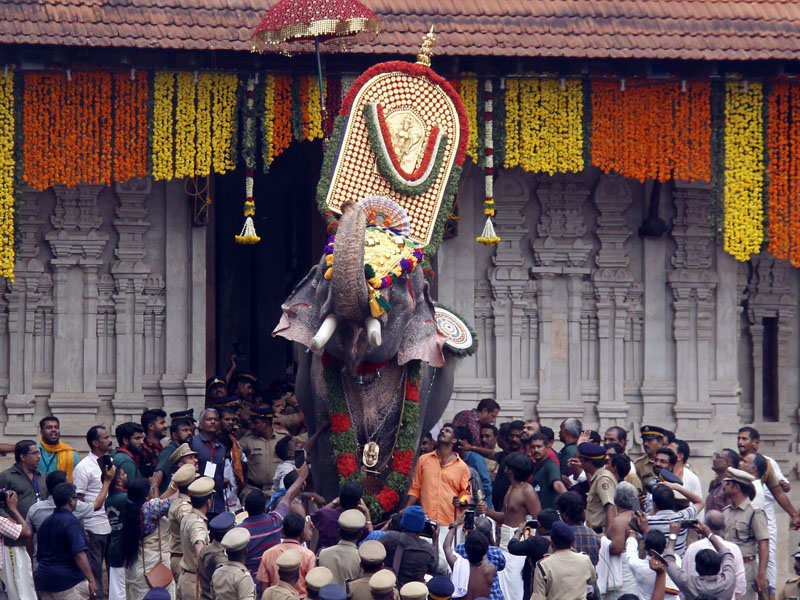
[681,519,697,529]
[294,449,306,468]
[464,510,475,530]
[648,549,666,563]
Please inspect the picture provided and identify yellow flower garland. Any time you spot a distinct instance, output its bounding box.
[263,74,276,168]
[459,77,479,163]
[211,73,238,174]
[724,81,764,262]
[151,71,175,181]
[195,73,213,177]
[504,78,520,168]
[0,72,15,280]
[174,72,197,179]
[518,78,583,174]
[307,75,323,142]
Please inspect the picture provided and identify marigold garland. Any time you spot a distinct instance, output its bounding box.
[262,74,276,170]
[504,77,520,168]
[723,80,765,262]
[174,72,197,179]
[0,71,16,280]
[767,81,791,261]
[194,73,213,177]
[307,75,324,142]
[211,73,239,175]
[236,75,260,245]
[112,71,148,183]
[591,79,711,182]
[151,71,175,181]
[272,75,293,160]
[459,77,479,163]
[477,79,500,245]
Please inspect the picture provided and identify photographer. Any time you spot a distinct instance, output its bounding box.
[447,515,505,600]
[646,480,705,557]
[507,509,557,600]
[73,425,117,599]
[380,506,444,586]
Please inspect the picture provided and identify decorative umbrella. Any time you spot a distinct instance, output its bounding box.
[251,0,382,110]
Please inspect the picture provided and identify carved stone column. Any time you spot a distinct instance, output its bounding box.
[111,178,153,425]
[530,175,594,423]
[592,175,634,428]
[4,188,45,433]
[667,182,717,448]
[489,174,532,418]
[45,184,108,432]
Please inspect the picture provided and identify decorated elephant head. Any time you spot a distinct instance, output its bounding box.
[272,34,477,518]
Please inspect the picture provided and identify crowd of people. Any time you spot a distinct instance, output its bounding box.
[0,376,798,600]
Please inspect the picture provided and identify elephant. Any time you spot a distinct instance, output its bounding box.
[273,201,470,504]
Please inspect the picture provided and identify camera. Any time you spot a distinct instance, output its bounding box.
[0,489,12,506]
[643,479,659,495]
[420,518,438,538]
[464,509,475,530]
[98,454,115,472]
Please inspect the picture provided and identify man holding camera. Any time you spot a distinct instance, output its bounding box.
[380,506,443,586]
[73,425,116,600]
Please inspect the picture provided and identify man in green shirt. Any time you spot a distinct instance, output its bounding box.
[558,418,582,479]
[112,422,145,481]
[105,467,128,600]
[154,414,194,494]
[527,433,566,510]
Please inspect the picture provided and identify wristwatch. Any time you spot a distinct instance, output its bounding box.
[668,533,678,541]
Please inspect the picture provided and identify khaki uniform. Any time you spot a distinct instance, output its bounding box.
[585,467,617,532]
[778,574,800,600]
[211,560,256,600]
[531,548,596,600]
[239,432,282,500]
[261,580,300,600]
[624,469,643,493]
[169,493,193,576]
[349,576,399,600]
[178,509,210,600]
[634,455,656,486]
[723,498,769,600]
[198,540,227,600]
[318,540,362,587]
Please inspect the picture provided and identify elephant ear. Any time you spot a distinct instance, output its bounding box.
[272,261,327,348]
[397,278,445,367]
[433,303,478,357]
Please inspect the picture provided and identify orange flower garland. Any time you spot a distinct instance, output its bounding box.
[272,75,293,158]
[767,80,800,265]
[112,71,148,182]
[591,80,710,182]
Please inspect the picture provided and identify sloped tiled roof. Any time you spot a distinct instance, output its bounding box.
[3,0,800,61]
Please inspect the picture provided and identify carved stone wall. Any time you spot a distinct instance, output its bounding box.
[437,170,800,480]
[1,178,202,447]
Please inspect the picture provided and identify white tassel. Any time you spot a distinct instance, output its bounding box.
[476,217,500,246]
[235,216,261,245]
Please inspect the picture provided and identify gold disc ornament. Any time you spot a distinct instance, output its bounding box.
[362,441,380,468]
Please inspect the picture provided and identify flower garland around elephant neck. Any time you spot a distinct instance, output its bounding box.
[324,355,422,522]
[323,224,424,318]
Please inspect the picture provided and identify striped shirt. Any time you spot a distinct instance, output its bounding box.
[240,503,290,580]
[647,505,698,557]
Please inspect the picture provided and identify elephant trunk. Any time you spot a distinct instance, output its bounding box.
[331,202,370,323]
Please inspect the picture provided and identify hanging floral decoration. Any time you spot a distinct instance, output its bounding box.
[236,75,260,245]
[723,80,765,262]
[151,71,240,181]
[765,80,800,266]
[458,77,479,163]
[23,70,150,190]
[591,79,711,182]
[0,70,16,280]
[514,78,584,175]
[477,79,500,245]
[503,77,520,168]
[324,355,422,522]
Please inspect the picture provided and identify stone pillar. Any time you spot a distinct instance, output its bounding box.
[184,223,207,416]
[111,178,152,424]
[592,175,634,428]
[489,173,531,418]
[45,185,108,433]
[667,181,717,450]
[530,175,594,424]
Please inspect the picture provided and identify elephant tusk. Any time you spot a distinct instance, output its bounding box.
[310,315,338,352]
[366,317,382,348]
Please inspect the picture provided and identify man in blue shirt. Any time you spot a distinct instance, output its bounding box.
[35,482,97,599]
[454,426,493,509]
[190,408,227,513]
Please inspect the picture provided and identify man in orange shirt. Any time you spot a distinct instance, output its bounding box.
[257,513,316,597]
[406,423,471,526]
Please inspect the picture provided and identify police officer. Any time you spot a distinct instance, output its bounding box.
[198,511,234,600]
[636,426,672,486]
[318,509,365,586]
[368,570,399,600]
[427,576,454,600]
[578,442,617,532]
[319,584,348,600]
[167,463,197,577]
[211,527,256,600]
[178,476,214,600]
[347,541,388,600]
[722,467,769,600]
[399,581,428,600]
[306,567,334,600]
[238,407,281,502]
[262,550,302,600]
[778,549,800,600]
